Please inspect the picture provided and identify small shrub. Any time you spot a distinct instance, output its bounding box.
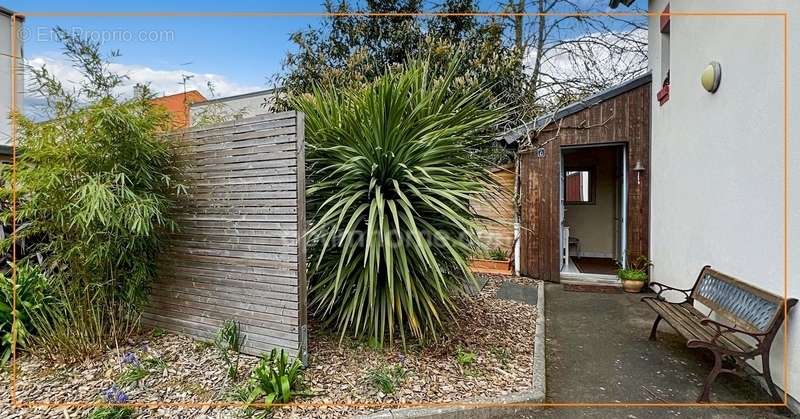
[151,327,166,338]
[617,255,653,282]
[118,365,149,386]
[193,340,213,352]
[490,347,510,367]
[141,356,167,372]
[0,263,50,364]
[486,247,509,261]
[87,407,134,419]
[216,320,243,352]
[456,347,476,367]
[240,348,303,409]
[89,385,133,418]
[117,352,166,385]
[366,336,382,350]
[618,268,648,281]
[368,364,406,394]
[215,320,243,379]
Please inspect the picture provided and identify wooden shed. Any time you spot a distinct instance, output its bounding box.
[472,164,515,255]
[501,74,651,282]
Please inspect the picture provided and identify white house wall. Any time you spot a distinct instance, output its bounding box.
[189,90,278,126]
[648,0,798,404]
[0,12,22,146]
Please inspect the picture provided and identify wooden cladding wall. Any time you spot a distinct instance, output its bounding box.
[472,166,516,253]
[519,81,650,281]
[143,111,307,362]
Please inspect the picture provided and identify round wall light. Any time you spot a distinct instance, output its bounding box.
[701,61,722,93]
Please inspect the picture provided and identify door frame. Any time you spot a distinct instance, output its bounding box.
[558,143,627,278]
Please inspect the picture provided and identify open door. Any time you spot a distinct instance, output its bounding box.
[519,147,558,281]
[559,152,566,271]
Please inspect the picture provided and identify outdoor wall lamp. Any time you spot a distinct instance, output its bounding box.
[632,160,645,185]
[701,61,722,93]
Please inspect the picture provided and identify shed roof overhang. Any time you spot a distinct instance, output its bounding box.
[498,72,652,145]
[0,6,24,20]
[609,0,636,9]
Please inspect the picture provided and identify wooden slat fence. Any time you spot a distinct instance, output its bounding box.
[143,111,307,362]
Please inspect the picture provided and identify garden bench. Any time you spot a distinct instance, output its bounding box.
[642,266,797,402]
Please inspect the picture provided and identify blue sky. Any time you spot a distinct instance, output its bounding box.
[6,0,646,101]
[8,1,330,95]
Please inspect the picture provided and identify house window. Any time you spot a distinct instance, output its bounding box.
[565,168,595,205]
[658,4,671,105]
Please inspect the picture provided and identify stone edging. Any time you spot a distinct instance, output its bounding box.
[354,280,546,419]
[532,279,546,399]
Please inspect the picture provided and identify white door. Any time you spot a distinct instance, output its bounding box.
[618,146,628,268]
[559,151,566,270]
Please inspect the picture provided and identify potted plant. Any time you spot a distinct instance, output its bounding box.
[469,247,513,275]
[618,255,653,293]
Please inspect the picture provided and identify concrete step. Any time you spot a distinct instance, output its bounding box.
[561,276,623,293]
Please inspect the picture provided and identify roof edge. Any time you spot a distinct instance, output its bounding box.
[191,87,282,107]
[153,90,207,101]
[500,72,652,145]
[608,0,636,9]
[0,7,24,20]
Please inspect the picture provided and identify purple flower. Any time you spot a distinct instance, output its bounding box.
[121,352,139,366]
[102,384,129,404]
[115,391,129,403]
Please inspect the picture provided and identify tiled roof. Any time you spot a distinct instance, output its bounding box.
[151,90,206,128]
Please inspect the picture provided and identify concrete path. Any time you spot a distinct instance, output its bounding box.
[516,283,794,418]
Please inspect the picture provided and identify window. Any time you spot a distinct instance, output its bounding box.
[658,4,671,105]
[564,168,595,204]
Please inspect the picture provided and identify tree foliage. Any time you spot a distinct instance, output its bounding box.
[1,28,185,360]
[276,0,647,131]
[292,57,506,345]
[277,0,525,118]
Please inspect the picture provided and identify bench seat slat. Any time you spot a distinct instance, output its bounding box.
[643,298,755,353]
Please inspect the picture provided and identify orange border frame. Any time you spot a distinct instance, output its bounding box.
[6,9,792,412]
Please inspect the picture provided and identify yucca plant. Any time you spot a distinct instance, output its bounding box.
[292,57,506,345]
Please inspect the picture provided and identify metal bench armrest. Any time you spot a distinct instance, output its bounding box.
[648,281,693,302]
[699,318,766,349]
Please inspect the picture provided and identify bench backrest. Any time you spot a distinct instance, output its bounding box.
[691,267,788,334]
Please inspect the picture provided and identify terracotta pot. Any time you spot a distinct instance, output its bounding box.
[622,279,645,293]
[469,258,513,275]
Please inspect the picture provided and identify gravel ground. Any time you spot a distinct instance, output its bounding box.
[1,275,536,418]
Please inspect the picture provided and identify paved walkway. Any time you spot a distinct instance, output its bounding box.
[517,283,794,418]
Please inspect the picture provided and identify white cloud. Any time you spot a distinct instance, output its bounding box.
[23,55,263,119]
[524,28,648,106]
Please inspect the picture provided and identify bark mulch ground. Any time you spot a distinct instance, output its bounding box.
[0,275,536,418]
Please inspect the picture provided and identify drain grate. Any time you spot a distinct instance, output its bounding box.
[496,282,538,305]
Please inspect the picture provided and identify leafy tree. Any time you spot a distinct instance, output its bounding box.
[275,0,523,164]
[501,0,648,114]
[276,0,525,114]
[1,28,185,360]
[291,57,506,345]
[276,0,647,130]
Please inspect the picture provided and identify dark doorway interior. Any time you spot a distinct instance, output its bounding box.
[572,256,618,275]
[561,145,625,276]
